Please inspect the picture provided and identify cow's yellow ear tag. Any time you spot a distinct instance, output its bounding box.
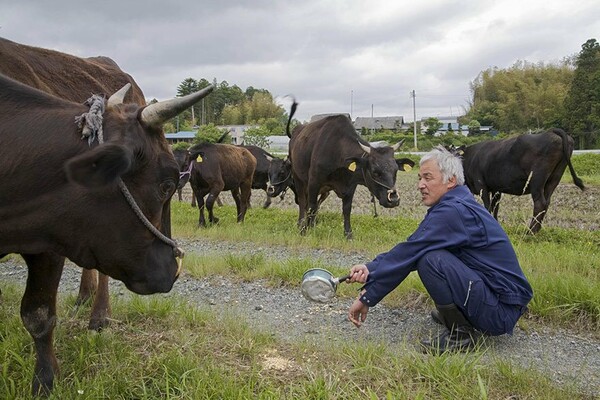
[403,164,412,171]
[196,155,203,162]
[347,161,356,172]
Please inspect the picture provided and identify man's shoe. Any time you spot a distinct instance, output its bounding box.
[420,326,478,353]
[421,303,479,353]
[430,309,443,325]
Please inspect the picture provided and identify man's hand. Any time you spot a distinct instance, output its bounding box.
[348,291,369,328]
[348,264,369,283]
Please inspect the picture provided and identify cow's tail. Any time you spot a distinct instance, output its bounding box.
[216,131,229,143]
[553,128,585,191]
[286,96,298,138]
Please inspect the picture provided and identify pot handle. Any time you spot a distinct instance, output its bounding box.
[337,274,351,283]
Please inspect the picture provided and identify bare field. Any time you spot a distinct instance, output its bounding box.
[181,172,600,231]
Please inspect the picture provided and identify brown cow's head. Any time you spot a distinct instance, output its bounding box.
[63,85,214,294]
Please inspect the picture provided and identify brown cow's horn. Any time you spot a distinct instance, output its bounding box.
[359,142,371,154]
[107,83,131,107]
[391,139,405,151]
[140,84,215,127]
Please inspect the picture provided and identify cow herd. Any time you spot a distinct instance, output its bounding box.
[0,38,586,396]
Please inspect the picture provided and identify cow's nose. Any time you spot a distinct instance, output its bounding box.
[387,189,399,203]
[267,185,275,195]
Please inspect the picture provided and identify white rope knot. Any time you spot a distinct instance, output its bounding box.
[74,94,105,146]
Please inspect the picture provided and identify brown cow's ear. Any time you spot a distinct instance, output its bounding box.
[64,143,133,187]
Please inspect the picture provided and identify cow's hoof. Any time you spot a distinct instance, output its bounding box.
[88,317,109,332]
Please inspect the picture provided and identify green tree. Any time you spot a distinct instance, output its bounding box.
[466,60,573,133]
[177,78,200,126]
[468,119,481,136]
[424,117,443,136]
[563,38,600,149]
[242,126,271,147]
[193,123,229,144]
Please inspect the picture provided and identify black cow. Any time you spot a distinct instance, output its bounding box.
[241,145,278,208]
[0,73,214,395]
[0,37,153,333]
[173,147,192,201]
[188,143,256,226]
[287,101,414,239]
[266,154,331,207]
[454,128,585,233]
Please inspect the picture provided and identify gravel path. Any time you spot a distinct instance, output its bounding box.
[2,236,599,397]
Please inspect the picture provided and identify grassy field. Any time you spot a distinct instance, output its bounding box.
[0,283,591,399]
[1,154,599,399]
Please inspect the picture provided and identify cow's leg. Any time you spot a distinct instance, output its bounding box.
[195,190,207,227]
[88,273,111,331]
[206,189,222,224]
[191,189,197,207]
[306,182,322,229]
[177,187,183,201]
[295,180,309,234]
[230,187,242,221]
[479,189,493,215]
[75,268,97,306]
[341,194,354,240]
[238,182,252,222]
[529,190,549,234]
[490,192,502,219]
[262,190,272,209]
[21,252,64,396]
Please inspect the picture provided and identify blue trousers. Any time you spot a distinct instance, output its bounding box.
[417,249,524,336]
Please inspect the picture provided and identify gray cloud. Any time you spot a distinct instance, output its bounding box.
[1,0,598,122]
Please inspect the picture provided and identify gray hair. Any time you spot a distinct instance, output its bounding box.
[419,145,465,186]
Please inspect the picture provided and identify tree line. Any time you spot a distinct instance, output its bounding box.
[161,38,600,149]
[464,38,600,149]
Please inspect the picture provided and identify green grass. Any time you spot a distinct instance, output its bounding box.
[0,284,588,399]
[172,197,600,333]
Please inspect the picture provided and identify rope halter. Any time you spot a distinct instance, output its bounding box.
[75,95,184,272]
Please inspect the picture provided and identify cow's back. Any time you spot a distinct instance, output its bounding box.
[192,144,255,190]
[462,130,571,196]
[290,115,361,181]
[0,37,145,105]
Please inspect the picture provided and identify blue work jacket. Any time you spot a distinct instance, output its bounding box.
[361,185,533,307]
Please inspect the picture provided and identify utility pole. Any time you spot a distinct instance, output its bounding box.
[350,90,353,119]
[411,90,418,150]
[371,104,374,135]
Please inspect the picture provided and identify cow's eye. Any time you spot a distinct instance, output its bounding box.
[160,180,176,198]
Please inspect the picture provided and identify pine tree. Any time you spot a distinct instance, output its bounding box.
[563,39,600,149]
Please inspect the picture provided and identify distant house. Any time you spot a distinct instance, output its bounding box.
[420,116,498,136]
[165,131,196,144]
[354,116,405,132]
[310,113,352,123]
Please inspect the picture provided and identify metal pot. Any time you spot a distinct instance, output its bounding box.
[301,268,351,303]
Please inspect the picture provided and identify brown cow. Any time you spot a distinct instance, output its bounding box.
[0,37,147,331]
[188,143,256,226]
[452,128,585,233]
[0,72,214,395]
[287,101,414,239]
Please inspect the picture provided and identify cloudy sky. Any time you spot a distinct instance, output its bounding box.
[1,0,599,122]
